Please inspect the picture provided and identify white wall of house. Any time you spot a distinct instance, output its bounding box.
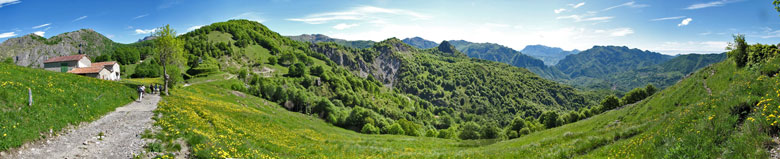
[77,57,91,68]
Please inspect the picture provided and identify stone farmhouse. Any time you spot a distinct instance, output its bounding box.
[43,54,121,80]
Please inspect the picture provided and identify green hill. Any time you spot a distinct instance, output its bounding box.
[146,37,780,158]
[555,46,674,78]
[0,63,135,150]
[446,40,568,79]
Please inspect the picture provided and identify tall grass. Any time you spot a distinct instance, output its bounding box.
[0,64,135,150]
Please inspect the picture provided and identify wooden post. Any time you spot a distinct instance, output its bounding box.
[28,88,32,106]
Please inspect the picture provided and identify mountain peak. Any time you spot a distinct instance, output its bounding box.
[401,37,438,49]
[437,40,458,54]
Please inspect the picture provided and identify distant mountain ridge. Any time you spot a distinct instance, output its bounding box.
[401,37,438,49]
[554,45,673,79]
[521,45,579,65]
[286,34,375,49]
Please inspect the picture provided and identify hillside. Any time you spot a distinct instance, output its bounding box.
[286,34,375,49]
[401,37,438,49]
[520,44,579,65]
[554,45,673,79]
[446,40,567,79]
[0,63,135,151]
[146,41,780,158]
[172,20,601,141]
[0,29,119,68]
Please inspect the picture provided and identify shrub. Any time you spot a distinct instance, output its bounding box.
[267,56,278,65]
[509,117,526,132]
[133,59,162,78]
[437,128,456,139]
[459,121,482,140]
[288,62,307,77]
[425,129,438,137]
[600,95,620,112]
[727,34,748,67]
[540,111,561,129]
[311,65,326,76]
[2,57,12,64]
[397,119,421,136]
[481,124,501,139]
[387,123,405,135]
[361,123,380,134]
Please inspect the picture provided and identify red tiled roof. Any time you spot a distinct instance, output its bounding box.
[92,61,117,67]
[67,67,105,74]
[44,54,87,63]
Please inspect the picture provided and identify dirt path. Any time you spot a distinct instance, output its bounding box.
[703,68,715,96]
[2,94,161,159]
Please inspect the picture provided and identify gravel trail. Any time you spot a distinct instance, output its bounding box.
[2,94,161,159]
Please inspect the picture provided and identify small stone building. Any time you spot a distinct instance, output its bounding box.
[43,55,121,81]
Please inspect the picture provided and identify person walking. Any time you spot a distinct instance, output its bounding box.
[138,85,145,101]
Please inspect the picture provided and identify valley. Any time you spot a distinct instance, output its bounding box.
[1,0,779,158]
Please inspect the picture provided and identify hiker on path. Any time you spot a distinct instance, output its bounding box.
[138,85,145,101]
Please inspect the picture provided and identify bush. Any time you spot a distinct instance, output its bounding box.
[425,129,438,137]
[507,130,519,139]
[267,56,278,65]
[509,117,526,132]
[387,123,405,135]
[361,123,380,134]
[600,95,620,112]
[727,34,748,67]
[2,57,12,64]
[311,65,326,76]
[540,111,561,129]
[459,121,482,140]
[288,62,306,77]
[397,119,421,136]
[437,128,456,139]
[481,124,501,139]
[133,59,162,78]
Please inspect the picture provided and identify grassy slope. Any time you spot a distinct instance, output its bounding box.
[0,64,136,150]
[157,56,775,158]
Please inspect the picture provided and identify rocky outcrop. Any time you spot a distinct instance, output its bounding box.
[310,38,407,87]
[0,29,117,68]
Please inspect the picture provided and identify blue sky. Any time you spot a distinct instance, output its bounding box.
[1,0,779,55]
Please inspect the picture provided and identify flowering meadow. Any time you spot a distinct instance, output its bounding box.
[152,53,780,158]
[0,63,135,150]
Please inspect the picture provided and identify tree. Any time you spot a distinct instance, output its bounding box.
[288,62,307,77]
[509,117,526,132]
[459,121,482,140]
[600,95,621,112]
[727,34,748,67]
[645,84,657,96]
[361,123,380,134]
[425,129,439,137]
[153,24,184,95]
[481,123,501,139]
[540,111,560,129]
[387,123,405,135]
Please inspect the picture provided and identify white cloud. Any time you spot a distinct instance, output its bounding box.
[0,0,20,8]
[333,23,359,30]
[134,28,157,35]
[106,34,115,39]
[72,16,87,22]
[685,0,739,10]
[31,23,50,29]
[133,14,149,20]
[651,16,686,21]
[606,28,634,37]
[554,8,567,14]
[0,32,16,38]
[678,18,693,27]
[33,31,44,36]
[699,31,712,36]
[231,12,265,22]
[602,1,649,11]
[186,25,204,32]
[650,41,727,55]
[557,13,613,22]
[570,2,585,8]
[287,6,430,24]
